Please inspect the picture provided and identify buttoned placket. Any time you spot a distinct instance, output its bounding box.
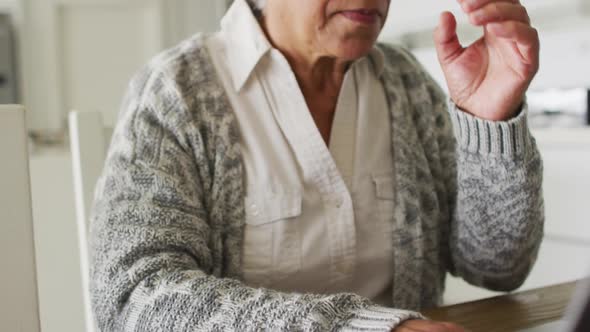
[329,65,359,192]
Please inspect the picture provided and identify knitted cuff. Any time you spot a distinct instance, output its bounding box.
[340,305,424,331]
[448,100,533,158]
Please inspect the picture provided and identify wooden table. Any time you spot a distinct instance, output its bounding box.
[424,280,584,332]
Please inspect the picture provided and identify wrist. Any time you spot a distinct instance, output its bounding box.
[454,98,525,122]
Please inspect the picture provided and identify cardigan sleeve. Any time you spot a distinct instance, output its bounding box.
[89,65,422,332]
[424,66,545,291]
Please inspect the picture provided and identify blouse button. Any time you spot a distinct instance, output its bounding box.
[250,204,259,216]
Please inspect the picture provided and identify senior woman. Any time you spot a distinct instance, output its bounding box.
[90,0,543,331]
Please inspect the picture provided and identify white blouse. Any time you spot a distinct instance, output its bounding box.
[206,0,395,306]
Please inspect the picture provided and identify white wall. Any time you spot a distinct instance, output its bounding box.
[0,0,17,12]
[18,0,228,134]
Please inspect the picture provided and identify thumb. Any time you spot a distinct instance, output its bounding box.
[434,11,463,65]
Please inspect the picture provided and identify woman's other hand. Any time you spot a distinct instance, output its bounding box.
[393,319,468,332]
[434,0,540,121]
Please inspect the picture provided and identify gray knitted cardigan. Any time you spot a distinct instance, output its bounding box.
[90,34,544,331]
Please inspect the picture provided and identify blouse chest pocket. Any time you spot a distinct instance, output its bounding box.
[242,190,303,287]
[245,192,302,226]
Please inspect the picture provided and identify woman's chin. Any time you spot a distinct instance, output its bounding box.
[332,41,377,61]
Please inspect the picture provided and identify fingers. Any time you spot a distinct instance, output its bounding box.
[487,21,537,46]
[434,12,464,65]
[395,319,468,332]
[467,2,530,26]
[456,0,538,69]
[487,21,540,68]
[439,322,469,332]
[458,0,519,12]
[399,319,430,331]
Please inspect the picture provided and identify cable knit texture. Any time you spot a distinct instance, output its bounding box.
[90,34,544,331]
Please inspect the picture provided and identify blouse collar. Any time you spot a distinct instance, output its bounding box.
[220,0,385,92]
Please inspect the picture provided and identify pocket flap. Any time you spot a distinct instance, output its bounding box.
[245,191,303,226]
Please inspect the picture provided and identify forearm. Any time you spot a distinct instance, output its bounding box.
[91,202,422,331]
[447,104,544,291]
[121,274,421,332]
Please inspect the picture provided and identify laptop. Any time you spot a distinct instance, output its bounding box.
[518,278,590,332]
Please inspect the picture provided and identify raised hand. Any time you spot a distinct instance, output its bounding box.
[434,0,540,121]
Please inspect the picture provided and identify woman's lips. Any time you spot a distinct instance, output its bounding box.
[340,9,380,24]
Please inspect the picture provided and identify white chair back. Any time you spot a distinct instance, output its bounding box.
[68,110,107,332]
[0,105,41,331]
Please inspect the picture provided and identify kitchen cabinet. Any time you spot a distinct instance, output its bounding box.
[19,0,228,134]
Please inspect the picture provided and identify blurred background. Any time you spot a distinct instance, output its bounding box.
[0,1,588,331]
